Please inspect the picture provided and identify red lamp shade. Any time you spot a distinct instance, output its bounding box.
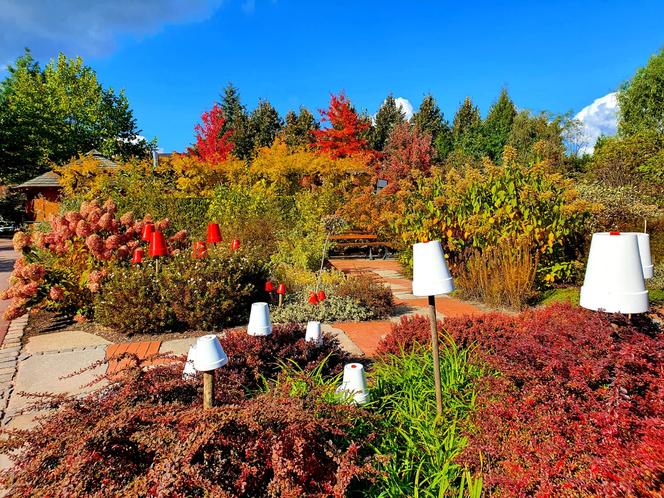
[276,283,286,295]
[317,290,326,302]
[265,280,275,292]
[192,241,207,259]
[131,248,144,264]
[207,223,222,244]
[231,238,241,251]
[141,223,154,242]
[150,231,168,257]
[308,292,319,305]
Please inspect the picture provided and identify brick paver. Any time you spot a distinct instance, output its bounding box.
[106,341,162,374]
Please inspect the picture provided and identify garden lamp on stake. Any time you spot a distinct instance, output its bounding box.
[192,335,228,409]
[141,222,154,242]
[150,231,168,273]
[131,248,144,264]
[276,283,286,306]
[207,223,222,244]
[231,239,241,251]
[412,240,454,417]
[247,302,272,336]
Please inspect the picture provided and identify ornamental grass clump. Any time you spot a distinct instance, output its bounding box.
[0,325,376,497]
[377,304,664,497]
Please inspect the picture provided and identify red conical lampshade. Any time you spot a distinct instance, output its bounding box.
[265,280,275,292]
[276,283,286,295]
[141,223,154,242]
[150,231,168,257]
[192,241,207,259]
[207,223,222,244]
[317,290,326,302]
[131,248,144,264]
[231,238,241,251]
[308,292,318,305]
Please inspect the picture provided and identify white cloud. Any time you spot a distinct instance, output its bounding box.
[0,0,224,62]
[574,92,619,155]
[394,97,414,120]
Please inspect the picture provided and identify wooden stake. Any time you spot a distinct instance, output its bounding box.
[278,294,283,307]
[203,371,215,409]
[427,295,443,417]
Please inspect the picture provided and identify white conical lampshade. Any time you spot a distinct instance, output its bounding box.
[182,344,198,379]
[624,232,654,279]
[193,335,228,371]
[305,321,323,346]
[336,363,368,405]
[580,232,648,313]
[412,240,454,297]
[247,302,272,336]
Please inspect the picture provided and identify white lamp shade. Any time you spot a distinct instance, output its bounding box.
[248,302,272,336]
[305,321,323,346]
[580,232,648,313]
[193,335,228,371]
[336,363,368,405]
[412,240,454,297]
[182,344,198,379]
[624,232,654,279]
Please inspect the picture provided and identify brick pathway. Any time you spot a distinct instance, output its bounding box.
[106,341,162,374]
[330,258,484,356]
[0,239,19,347]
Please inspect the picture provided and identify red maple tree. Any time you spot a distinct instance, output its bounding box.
[312,92,370,158]
[187,103,233,164]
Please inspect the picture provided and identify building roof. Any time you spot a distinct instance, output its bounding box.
[14,171,62,189]
[84,149,119,169]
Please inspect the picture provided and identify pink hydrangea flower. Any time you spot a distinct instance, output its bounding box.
[105,234,122,250]
[64,211,82,225]
[103,198,117,214]
[156,218,170,231]
[87,208,102,225]
[86,269,107,292]
[17,282,39,299]
[73,313,87,323]
[97,213,114,231]
[171,229,188,243]
[116,245,129,259]
[49,286,65,301]
[4,299,27,321]
[85,234,104,254]
[21,263,46,282]
[12,231,31,252]
[76,220,93,238]
[120,211,134,227]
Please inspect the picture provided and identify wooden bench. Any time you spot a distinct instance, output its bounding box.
[328,231,395,259]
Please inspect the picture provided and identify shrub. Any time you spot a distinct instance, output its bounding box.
[1,200,173,320]
[377,305,664,496]
[393,149,592,285]
[334,273,395,317]
[271,294,373,323]
[456,236,540,308]
[160,247,268,330]
[0,330,377,497]
[96,248,268,334]
[221,323,350,392]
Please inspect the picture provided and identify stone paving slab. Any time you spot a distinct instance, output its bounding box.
[25,330,111,354]
[4,348,106,422]
[160,337,196,356]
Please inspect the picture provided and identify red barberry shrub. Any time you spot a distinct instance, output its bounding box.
[222,323,350,391]
[0,331,375,497]
[377,303,664,496]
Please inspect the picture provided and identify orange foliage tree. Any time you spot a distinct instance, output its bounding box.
[313,93,371,159]
[187,103,234,164]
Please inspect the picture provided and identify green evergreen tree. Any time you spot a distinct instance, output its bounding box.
[283,106,319,147]
[412,94,453,160]
[371,94,405,150]
[482,88,517,161]
[452,97,482,157]
[0,49,148,184]
[218,83,255,160]
[250,99,283,150]
[617,48,664,136]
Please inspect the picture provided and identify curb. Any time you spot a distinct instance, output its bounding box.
[0,314,28,425]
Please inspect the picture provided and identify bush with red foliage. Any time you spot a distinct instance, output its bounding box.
[377,304,664,497]
[0,325,374,497]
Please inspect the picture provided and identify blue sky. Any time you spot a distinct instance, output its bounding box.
[1,0,663,152]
